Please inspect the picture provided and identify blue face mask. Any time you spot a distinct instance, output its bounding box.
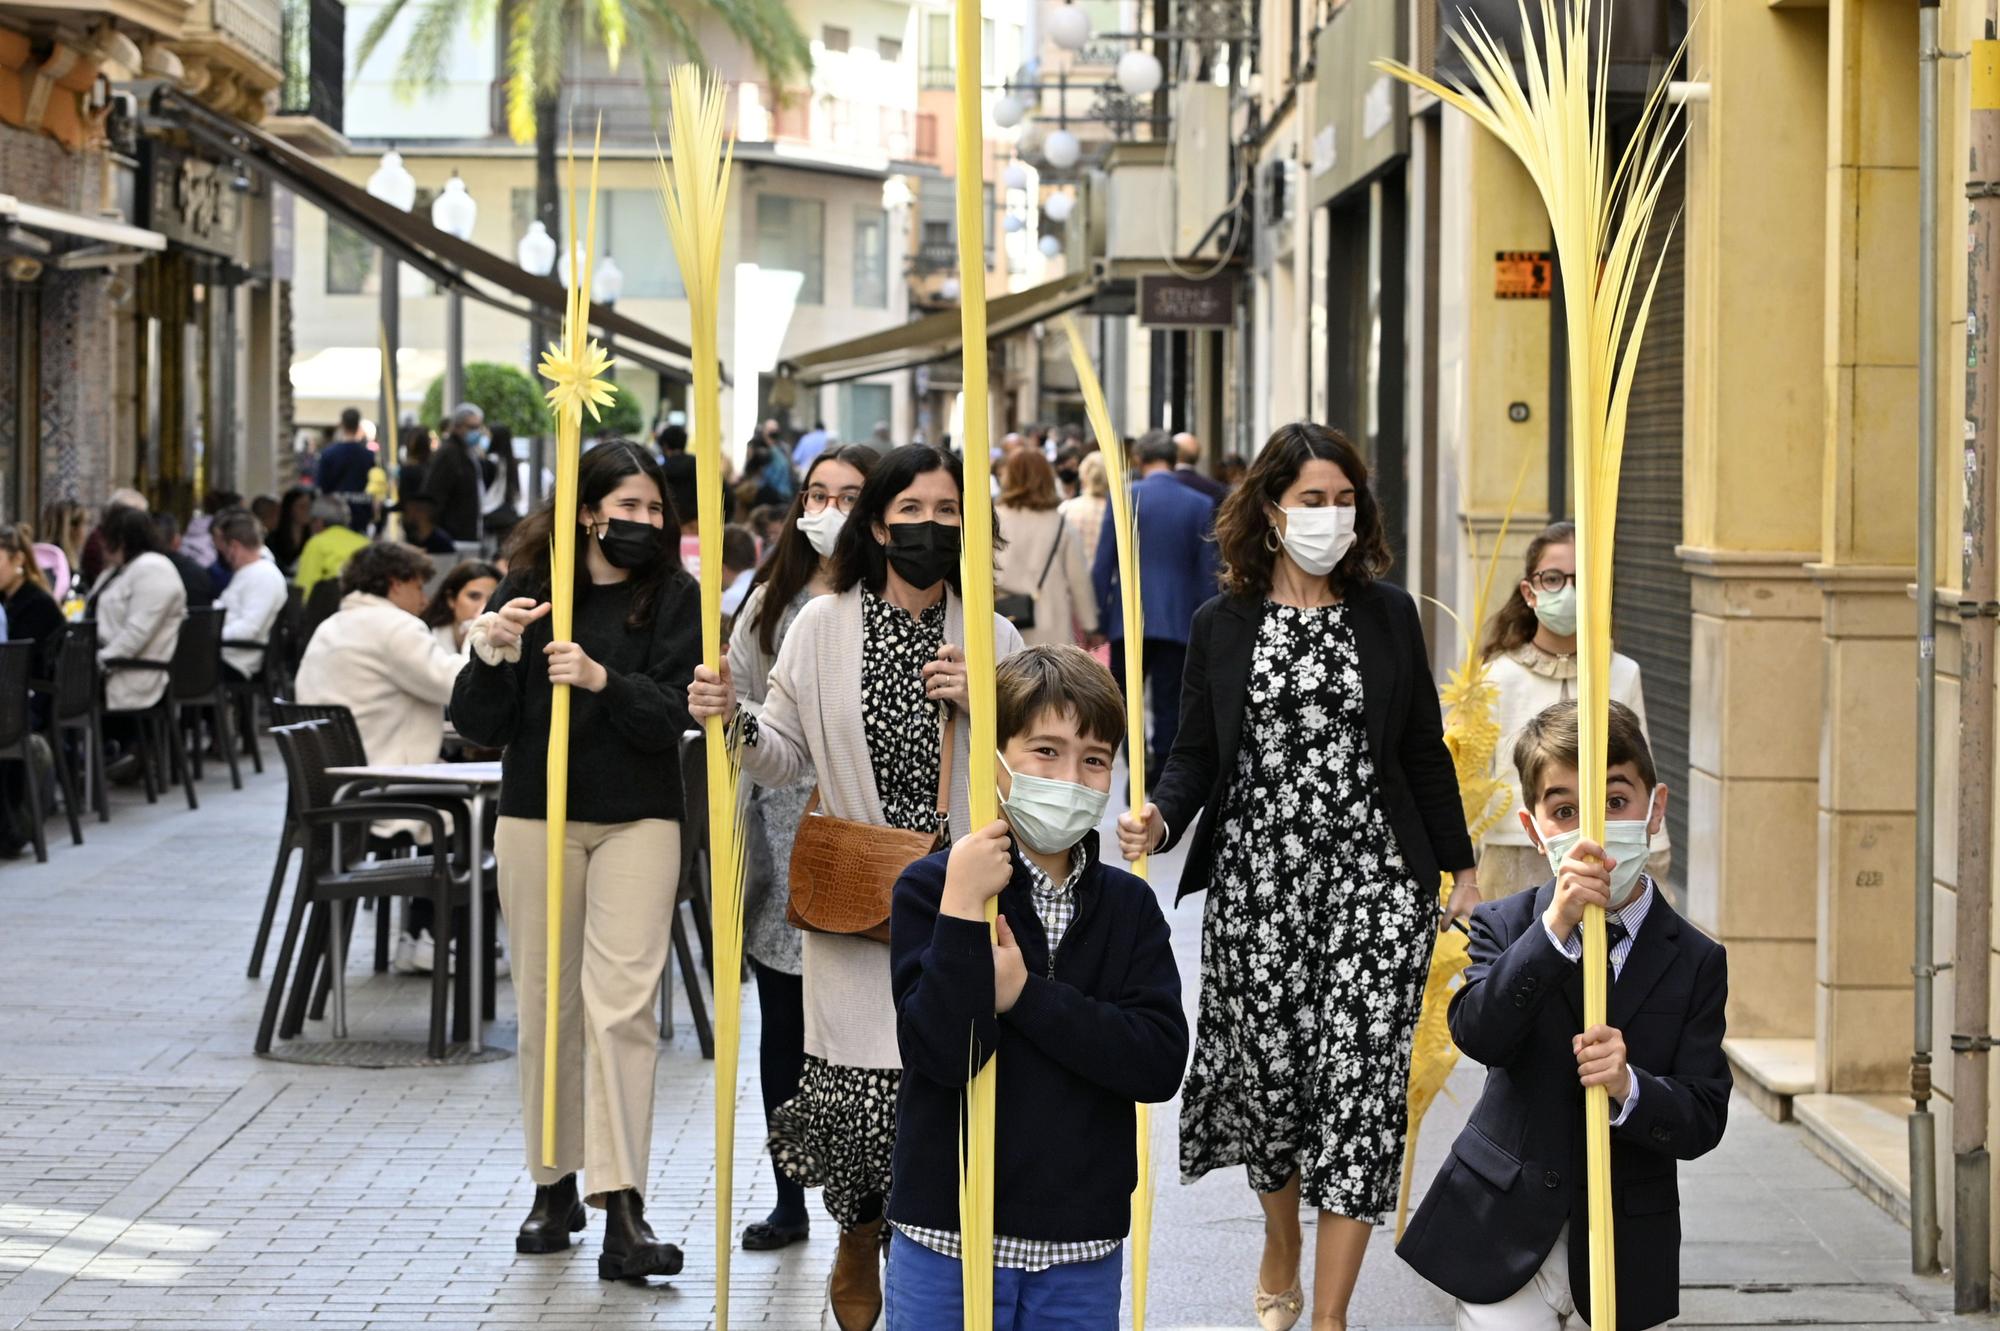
[997,754,1109,856]
[465,429,489,449]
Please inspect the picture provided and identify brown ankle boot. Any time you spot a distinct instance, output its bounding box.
[828,1218,885,1331]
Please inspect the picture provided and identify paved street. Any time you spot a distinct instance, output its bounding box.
[0,763,1967,1329]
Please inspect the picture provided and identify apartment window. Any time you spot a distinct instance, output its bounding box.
[853,207,888,308]
[823,24,850,52]
[920,183,954,258]
[921,11,953,88]
[608,190,684,298]
[879,36,903,63]
[326,218,374,295]
[755,195,825,305]
[839,382,892,445]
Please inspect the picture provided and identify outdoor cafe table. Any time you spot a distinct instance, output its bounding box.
[327,761,502,1053]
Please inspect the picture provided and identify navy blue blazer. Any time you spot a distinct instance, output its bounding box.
[1092,470,1219,646]
[1397,882,1731,1328]
[1152,583,1475,904]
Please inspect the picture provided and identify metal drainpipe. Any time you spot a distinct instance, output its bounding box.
[1955,36,2000,1316]
[1913,0,1943,1279]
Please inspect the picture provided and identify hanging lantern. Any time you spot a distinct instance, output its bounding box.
[1003,162,1030,191]
[1003,213,1026,233]
[992,93,1027,128]
[1042,128,1081,170]
[1043,191,1075,223]
[1039,234,1062,258]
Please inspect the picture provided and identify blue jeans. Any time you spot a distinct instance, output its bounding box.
[884,1232,1123,1331]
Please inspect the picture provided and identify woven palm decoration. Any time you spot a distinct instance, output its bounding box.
[534,119,617,1169]
[1379,3,1684,1323]
[1396,468,1530,1239]
[653,66,747,1326]
[1060,313,1153,1326]
[952,2,1001,1324]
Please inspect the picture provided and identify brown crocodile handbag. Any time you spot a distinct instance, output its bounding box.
[787,714,953,943]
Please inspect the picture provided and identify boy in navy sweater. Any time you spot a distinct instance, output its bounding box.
[887,644,1189,1330]
[1398,700,1730,1330]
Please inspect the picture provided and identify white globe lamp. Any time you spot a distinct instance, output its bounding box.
[1039,234,1063,258]
[1043,191,1075,223]
[940,277,961,301]
[1042,129,1080,170]
[517,220,557,277]
[1003,213,1025,234]
[1116,50,1164,97]
[1048,5,1090,50]
[429,175,478,241]
[365,150,417,212]
[1003,162,1029,191]
[992,94,1027,129]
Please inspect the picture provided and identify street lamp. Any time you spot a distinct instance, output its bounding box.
[517,220,558,503]
[430,173,477,415]
[1048,5,1090,50]
[365,149,417,442]
[1043,129,1081,170]
[592,255,623,401]
[1116,50,1164,97]
[1043,191,1076,223]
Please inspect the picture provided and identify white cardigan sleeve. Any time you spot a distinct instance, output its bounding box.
[98,560,183,663]
[738,602,816,790]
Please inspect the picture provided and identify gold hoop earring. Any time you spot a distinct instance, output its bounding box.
[1264,526,1281,553]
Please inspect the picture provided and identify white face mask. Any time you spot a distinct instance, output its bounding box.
[797,506,846,558]
[1277,505,1357,577]
[997,755,1110,856]
[1533,787,1663,910]
[1533,583,1578,636]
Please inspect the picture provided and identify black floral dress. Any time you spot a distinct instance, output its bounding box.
[768,588,947,1230]
[1178,602,1435,1221]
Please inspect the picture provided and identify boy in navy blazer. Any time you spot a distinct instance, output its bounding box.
[1398,699,1729,1330]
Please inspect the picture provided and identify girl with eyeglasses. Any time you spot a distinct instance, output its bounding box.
[721,442,877,1255]
[1478,519,1667,897]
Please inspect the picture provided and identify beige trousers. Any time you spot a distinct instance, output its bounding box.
[1456,1224,1575,1331]
[495,816,680,1203]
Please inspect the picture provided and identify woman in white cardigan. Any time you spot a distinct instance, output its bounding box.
[995,449,1102,650]
[93,506,188,719]
[1480,520,1669,895]
[691,444,1024,1331]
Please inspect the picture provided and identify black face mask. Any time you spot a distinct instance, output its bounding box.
[883,520,961,591]
[594,518,663,570]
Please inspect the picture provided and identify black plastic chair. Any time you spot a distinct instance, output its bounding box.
[33,622,98,844]
[257,722,460,1059]
[0,642,48,863]
[249,700,367,979]
[218,639,267,777]
[165,607,239,801]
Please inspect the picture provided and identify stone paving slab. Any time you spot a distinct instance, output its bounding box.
[0,759,1976,1329]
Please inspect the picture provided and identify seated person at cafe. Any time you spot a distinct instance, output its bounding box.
[152,513,216,609]
[294,495,371,599]
[294,541,471,974]
[212,508,288,682]
[398,494,462,556]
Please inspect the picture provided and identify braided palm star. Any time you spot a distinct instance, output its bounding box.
[539,334,616,429]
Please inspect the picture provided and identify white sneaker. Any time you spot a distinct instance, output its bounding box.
[392,929,436,975]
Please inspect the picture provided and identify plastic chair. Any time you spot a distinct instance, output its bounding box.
[257,722,461,1059]
[660,729,716,1059]
[168,607,240,800]
[0,642,48,862]
[32,622,97,844]
[250,700,369,979]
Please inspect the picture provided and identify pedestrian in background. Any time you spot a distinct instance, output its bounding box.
[995,450,1100,650]
[316,407,378,530]
[426,404,487,546]
[1172,431,1228,502]
[1119,423,1477,1331]
[1091,431,1219,775]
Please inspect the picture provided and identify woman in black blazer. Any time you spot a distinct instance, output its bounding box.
[1120,423,1477,1331]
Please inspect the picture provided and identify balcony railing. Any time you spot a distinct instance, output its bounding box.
[491,78,940,163]
[185,0,284,75]
[278,0,343,133]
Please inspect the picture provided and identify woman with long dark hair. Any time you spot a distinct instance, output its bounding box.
[723,443,876,1253]
[1118,423,1476,1331]
[266,486,314,575]
[422,560,503,652]
[1477,520,1660,897]
[688,443,1024,1331]
[452,440,698,1281]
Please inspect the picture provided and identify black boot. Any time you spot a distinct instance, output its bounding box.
[597,1189,684,1282]
[515,1174,586,1254]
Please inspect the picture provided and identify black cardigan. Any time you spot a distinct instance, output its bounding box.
[888,835,1189,1241]
[451,571,699,823]
[1153,582,1475,902]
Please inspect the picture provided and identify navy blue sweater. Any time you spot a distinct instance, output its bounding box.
[887,833,1189,1241]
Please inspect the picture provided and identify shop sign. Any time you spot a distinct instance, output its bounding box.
[144,146,241,257]
[1495,251,1553,300]
[1139,273,1238,328]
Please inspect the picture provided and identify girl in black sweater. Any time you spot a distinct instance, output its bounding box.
[452,441,699,1282]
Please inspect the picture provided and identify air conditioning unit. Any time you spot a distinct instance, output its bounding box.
[1255,157,1298,270]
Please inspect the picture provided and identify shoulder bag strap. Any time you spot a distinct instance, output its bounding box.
[933,705,956,825]
[1032,521,1064,593]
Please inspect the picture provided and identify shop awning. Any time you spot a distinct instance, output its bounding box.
[784,273,1103,387]
[147,86,701,384]
[0,193,166,268]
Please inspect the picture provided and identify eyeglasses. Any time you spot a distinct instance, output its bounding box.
[1529,569,1577,594]
[803,488,862,515]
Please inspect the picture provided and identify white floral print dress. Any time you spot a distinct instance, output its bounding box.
[1178,602,1436,1221]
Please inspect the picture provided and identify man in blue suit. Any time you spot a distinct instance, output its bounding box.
[1093,430,1220,777]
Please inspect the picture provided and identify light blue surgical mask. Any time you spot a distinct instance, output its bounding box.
[1536,789,1661,909]
[997,755,1109,856]
[1532,583,1577,636]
